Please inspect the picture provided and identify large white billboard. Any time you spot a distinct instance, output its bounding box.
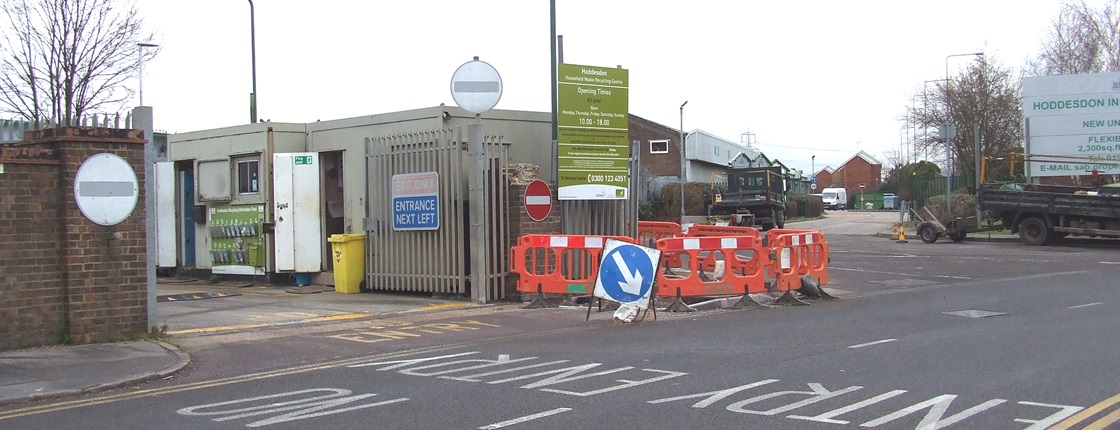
[1022,72,1120,177]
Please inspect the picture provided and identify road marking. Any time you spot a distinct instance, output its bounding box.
[478,408,572,429]
[1099,261,1120,265]
[852,271,1093,299]
[0,325,594,421]
[414,303,470,312]
[1048,393,1120,430]
[848,339,897,349]
[1069,302,1103,309]
[1085,408,1120,430]
[167,313,377,335]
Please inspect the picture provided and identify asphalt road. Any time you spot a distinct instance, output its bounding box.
[1,222,1117,429]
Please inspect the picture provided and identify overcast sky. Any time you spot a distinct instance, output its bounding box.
[133,0,1086,175]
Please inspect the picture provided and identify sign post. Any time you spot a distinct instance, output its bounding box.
[451,57,503,304]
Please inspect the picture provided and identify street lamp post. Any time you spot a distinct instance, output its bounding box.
[137,43,158,106]
[943,52,984,221]
[679,101,688,222]
[248,0,258,123]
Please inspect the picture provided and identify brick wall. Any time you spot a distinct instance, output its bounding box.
[629,115,683,179]
[0,127,148,349]
[505,182,561,301]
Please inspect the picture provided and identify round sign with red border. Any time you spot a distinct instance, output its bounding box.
[859,183,866,189]
[524,180,552,222]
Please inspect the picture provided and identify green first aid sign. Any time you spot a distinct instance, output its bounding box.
[557,63,629,200]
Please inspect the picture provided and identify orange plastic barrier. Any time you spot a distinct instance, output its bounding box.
[767,230,829,293]
[686,224,760,239]
[509,235,637,298]
[636,221,684,248]
[655,235,768,300]
[683,224,762,273]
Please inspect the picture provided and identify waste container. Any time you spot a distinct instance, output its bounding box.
[328,233,366,294]
[883,194,898,210]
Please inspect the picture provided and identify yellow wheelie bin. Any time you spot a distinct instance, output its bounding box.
[328,233,366,294]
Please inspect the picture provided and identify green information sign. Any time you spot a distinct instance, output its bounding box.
[294,155,313,165]
[557,63,629,200]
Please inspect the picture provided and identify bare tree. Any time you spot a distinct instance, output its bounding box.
[0,0,156,125]
[908,56,1024,189]
[1028,0,1120,75]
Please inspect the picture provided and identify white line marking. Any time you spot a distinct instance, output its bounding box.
[848,339,897,349]
[934,275,972,280]
[1100,261,1120,265]
[478,408,573,429]
[1069,302,1103,309]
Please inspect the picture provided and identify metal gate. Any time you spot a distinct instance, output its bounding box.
[364,129,509,300]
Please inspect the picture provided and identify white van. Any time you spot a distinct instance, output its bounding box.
[821,188,848,210]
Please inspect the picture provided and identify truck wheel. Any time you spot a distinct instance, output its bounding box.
[775,211,786,229]
[918,223,938,243]
[1018,216,1049,246]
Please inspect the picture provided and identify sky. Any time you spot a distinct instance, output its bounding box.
[131,0,1085,176]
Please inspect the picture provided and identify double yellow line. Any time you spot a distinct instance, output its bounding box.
[1049,393,1120,430]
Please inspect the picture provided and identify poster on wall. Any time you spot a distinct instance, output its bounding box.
[557,63,629,200]
[209,204,266,275]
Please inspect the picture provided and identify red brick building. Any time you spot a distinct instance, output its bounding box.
[829,151,883,195]
[628,114,685,200]
[814,166,834,190]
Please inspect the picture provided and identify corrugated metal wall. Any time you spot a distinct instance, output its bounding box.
[364,129,509,299]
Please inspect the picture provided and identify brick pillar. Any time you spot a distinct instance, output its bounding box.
[505,182,561,300]
[32,127,148,344]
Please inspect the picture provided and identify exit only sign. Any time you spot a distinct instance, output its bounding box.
[294,155,313,165]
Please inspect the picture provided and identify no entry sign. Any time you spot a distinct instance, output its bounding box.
[524,180,552,222]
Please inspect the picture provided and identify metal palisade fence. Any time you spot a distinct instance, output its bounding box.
[365,128,510,300]
[906,175,968,209]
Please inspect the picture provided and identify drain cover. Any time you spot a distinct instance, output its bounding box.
[942,310,1008,318]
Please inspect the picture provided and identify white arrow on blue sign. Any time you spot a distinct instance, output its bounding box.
[593,239,660,310]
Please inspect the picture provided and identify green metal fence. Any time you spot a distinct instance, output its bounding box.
[907,176,968,209]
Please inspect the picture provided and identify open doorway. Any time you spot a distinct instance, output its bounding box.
[322,151,346,272]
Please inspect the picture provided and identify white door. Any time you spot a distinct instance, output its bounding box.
[273,153,322,272]
[155,161,177,267]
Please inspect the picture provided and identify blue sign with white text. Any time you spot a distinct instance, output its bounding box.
[392,195,439,230]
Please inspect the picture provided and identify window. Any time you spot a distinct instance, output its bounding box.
[237,159,260,194]
[650,139,668,154]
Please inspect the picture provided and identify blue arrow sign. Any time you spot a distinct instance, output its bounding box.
[594,240,659,309]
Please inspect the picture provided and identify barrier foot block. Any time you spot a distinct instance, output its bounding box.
[663,297,697,313]
[730,294,768,309]
[774,291,810,306]
[810,288,840,301]
[523,293,558,309]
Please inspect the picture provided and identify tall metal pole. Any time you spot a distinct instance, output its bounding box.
[137,43,157,106]
[679,101,688,222]
[248,0,258,124]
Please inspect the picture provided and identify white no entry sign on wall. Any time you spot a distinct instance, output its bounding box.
[73,153,139,226]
